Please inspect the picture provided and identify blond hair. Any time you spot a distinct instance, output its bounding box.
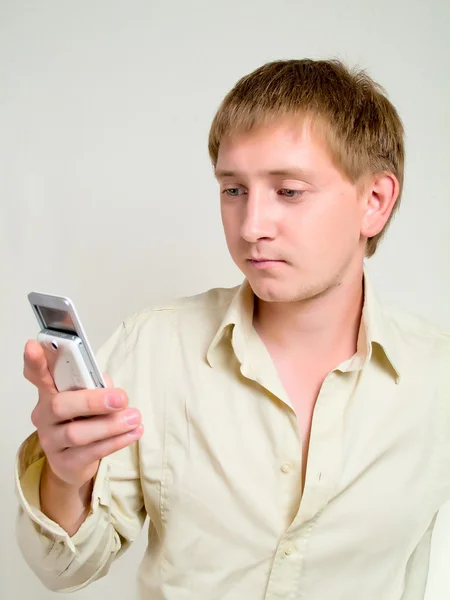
[208,59,405,257]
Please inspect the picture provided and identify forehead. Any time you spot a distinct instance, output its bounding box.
[215,117,335,174]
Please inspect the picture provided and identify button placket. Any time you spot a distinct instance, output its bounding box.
[284,543,295,556]
[292,371,348,528]
[264,537,303,599]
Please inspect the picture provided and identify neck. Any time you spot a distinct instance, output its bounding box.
[253,268,365,365]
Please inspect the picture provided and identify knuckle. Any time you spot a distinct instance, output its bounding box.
[49,395,65,421]
[87,391,101,413]
[23,365,35,385]
[30,405,40,428]
[64,422,82,447]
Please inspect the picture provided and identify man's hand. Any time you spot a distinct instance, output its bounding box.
[22,339,143,533]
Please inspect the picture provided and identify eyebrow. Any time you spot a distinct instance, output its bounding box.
[214,168,315,180]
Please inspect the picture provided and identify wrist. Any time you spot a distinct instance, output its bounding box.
[41,459,94,506]
[40,459,95,534]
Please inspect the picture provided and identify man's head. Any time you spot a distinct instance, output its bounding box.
[208,59,404,303]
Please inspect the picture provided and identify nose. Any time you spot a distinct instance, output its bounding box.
[240,191,277,243]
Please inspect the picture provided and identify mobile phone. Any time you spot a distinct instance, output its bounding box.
[28,292,106,392]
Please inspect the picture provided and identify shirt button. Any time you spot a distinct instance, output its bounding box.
[281,463,292,473]
[284,544,295,556]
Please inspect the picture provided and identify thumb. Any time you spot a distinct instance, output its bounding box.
[23,339,58,394]
[102,372,114,388]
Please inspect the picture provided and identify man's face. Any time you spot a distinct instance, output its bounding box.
[215,118,368,303]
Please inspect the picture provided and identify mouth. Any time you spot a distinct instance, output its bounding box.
[247,258,286,269]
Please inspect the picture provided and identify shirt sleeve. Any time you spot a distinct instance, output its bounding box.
[15,320,147,592]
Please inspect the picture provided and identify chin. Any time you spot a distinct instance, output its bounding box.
[246,277,301,303]
[247,273,333,304]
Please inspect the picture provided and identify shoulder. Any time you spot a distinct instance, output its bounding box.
[386,304,447,343]
[127,285,238,320]
[384,304,449,379]
[96,284,239,379]
[120,285,239,349]
[386,305,448,346]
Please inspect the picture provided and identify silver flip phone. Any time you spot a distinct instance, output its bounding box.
[28,292,106,392]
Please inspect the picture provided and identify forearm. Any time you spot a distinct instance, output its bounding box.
[40,459,94,536]
[16,447,128,592]
[17,490,121,592]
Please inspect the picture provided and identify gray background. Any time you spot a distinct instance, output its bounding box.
[1,1,449,598]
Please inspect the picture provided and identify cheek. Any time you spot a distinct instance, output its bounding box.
[220,206,231,230]
[221,207,241,247]
[290,195,360,254]
[322,205,362,256]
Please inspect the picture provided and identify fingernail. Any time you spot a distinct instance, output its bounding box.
[124,410,140,426]
[105,393,123,409]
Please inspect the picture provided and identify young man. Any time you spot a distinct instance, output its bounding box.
[16,59,450,599]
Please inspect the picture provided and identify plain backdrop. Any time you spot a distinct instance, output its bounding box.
[1,1,449,598]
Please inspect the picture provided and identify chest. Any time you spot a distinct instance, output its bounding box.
[136,347,448,598]
[140,353,442,543]
[271,358,330,454]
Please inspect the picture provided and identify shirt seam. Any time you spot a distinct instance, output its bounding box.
[158,311,178,580]
[125,297,234,323]
[292,514,321,599]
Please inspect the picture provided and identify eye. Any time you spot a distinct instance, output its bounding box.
[279,188,305,199]
[222,188,246,197]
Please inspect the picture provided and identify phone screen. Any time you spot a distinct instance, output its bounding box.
[37,306,77,334]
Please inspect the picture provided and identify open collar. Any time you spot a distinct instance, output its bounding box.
[206,267,401,383]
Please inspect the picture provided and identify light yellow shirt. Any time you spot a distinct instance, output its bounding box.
[15,270,450,599]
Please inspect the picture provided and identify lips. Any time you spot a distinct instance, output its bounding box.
[248,258,284,262]
[246,258,286,269]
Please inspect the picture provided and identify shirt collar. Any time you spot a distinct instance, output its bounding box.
[361,268,401,383]
[206,279,254,369]
[206,266,401,383]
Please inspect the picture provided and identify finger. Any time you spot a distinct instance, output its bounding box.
[48,387,129,423]
[102,372,114,388]
[60,424,144,469]
[51,409,142,449]
[23,340,57,394]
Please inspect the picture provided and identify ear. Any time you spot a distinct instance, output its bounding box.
[360,172,400,238]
